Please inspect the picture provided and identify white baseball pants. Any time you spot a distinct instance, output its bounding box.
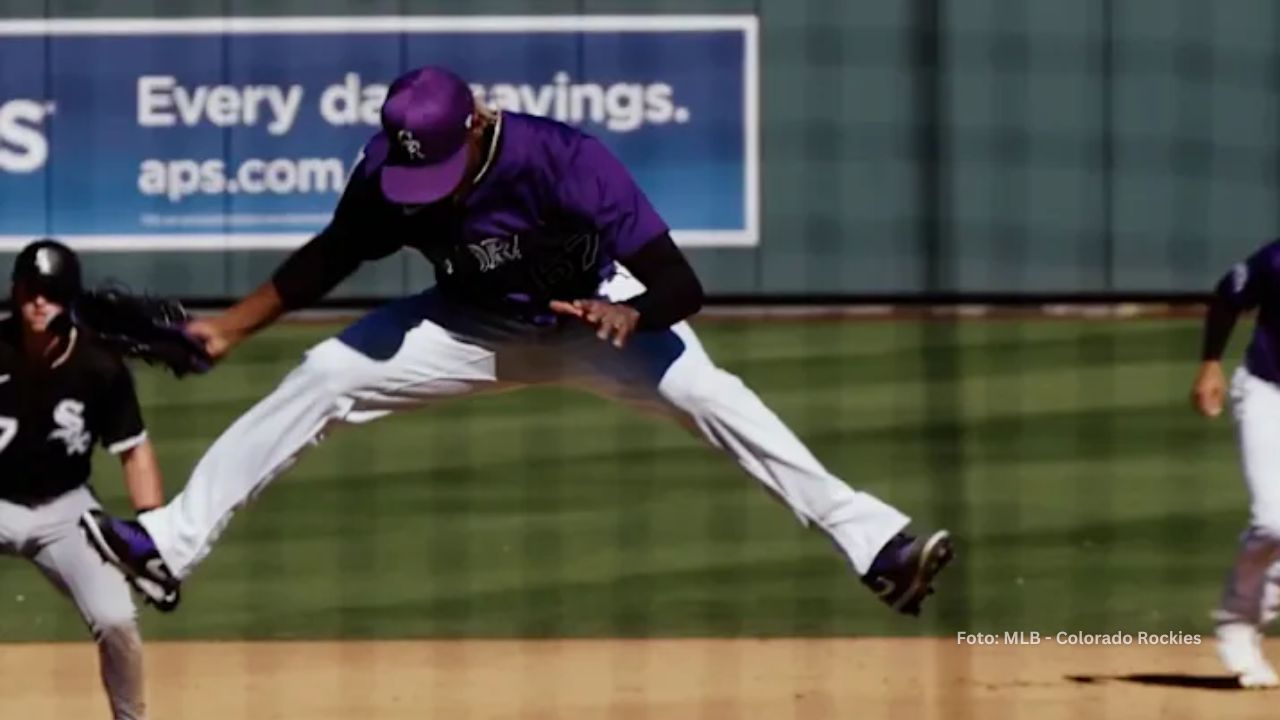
[140,271,910,580]
[1217,367,1280,626]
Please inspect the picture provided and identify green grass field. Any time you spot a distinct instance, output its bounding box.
[0,316,1252,642]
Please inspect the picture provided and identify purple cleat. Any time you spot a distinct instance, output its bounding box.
[80,509,181,613]
[862,529,955,617]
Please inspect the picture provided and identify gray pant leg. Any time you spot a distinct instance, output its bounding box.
[0,496,35,553]
[30,488,146,720]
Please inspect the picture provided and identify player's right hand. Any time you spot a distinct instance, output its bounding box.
[549,299,640,349]
[1191,361,1227,418]
[184,318,236,362]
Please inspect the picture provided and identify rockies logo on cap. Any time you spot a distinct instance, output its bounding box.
[397,129,426,162]
[377,66,476,204]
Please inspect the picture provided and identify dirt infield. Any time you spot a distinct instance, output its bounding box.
[1,637,1274,719]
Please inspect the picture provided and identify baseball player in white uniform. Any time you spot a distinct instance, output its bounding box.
[83,66,955,619]
[3,239,166,719]
[1192,237,1280,688]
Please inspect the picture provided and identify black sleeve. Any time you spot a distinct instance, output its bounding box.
[97,358,146,455]
[618,233,705,330]
[271,225,370,310]
[271,165,402,310]
[1201,296,1239,361]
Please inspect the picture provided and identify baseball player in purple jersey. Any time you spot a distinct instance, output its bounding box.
[83,66,954,618]
[1193,238,1280,687]
[3,239,164,719]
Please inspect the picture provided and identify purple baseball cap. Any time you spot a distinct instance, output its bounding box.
[378,66,476,204]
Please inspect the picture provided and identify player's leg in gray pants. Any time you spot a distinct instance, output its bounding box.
[0,487,146,720]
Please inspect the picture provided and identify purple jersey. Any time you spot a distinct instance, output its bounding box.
[338,112,669,321]
[1216,239,1280,383]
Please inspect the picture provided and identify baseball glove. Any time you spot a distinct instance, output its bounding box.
[74,285,212,377]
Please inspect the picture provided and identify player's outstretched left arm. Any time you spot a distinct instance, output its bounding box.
[551,233,704,348]
[1192,240,1278,417]
[184,281,288,362]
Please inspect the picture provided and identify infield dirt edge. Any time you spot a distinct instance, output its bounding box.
[2,637,1276,719]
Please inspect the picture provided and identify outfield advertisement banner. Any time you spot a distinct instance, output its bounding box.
[0,16,758,251]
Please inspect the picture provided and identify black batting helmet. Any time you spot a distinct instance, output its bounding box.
[11,238,82,304]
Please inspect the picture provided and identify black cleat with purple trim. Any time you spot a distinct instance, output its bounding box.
[862,530,955,617]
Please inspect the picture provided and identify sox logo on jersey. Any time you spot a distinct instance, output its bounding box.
[48,399,91,456]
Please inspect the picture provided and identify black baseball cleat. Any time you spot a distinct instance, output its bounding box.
[862,529,955,617]
[80,509,181,613]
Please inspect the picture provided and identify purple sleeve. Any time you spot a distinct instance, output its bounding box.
[1215,239,1280,310]
[1202,239,1280,360]
[558,137,669,260]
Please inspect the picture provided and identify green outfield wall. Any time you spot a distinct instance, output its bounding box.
[0,0,1273,299]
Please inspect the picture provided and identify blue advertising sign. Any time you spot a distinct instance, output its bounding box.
[0,16,758,250]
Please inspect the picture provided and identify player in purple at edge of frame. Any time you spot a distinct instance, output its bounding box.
[81,66,954,618]
[1193,238,1280,688]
